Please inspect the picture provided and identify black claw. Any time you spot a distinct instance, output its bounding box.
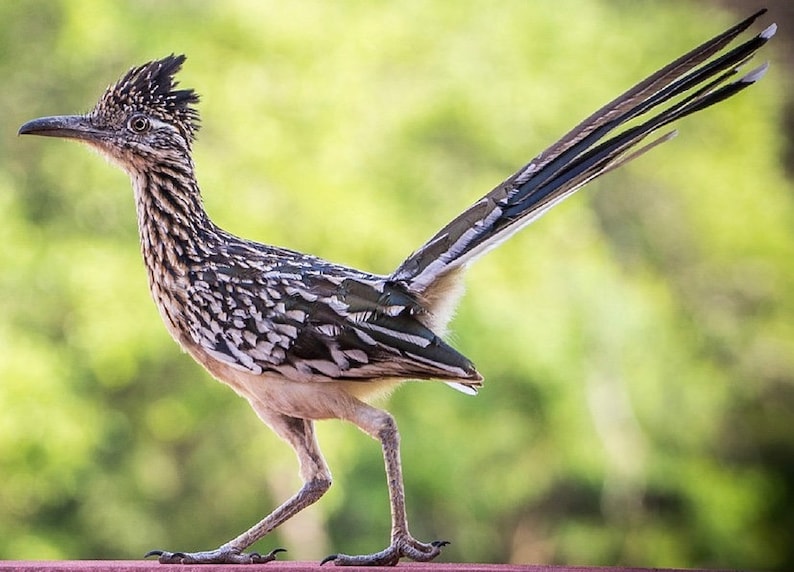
[320,554,339,566]
[252,548,287,563]
[144,550,163,559]
[431,540,451,548]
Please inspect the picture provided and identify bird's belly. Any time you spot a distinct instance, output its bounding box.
[181,336,403,420]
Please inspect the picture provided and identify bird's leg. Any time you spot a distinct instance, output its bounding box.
[324,403,447,566]
[148,412,331,564]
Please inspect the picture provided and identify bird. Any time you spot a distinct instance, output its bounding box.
[18,10,773,567]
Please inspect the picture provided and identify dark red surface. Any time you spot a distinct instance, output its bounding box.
[0,562,735,572]
[0,563,531,572]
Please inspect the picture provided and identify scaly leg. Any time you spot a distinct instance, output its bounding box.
[323,403,447,566]
[148,410,332,564]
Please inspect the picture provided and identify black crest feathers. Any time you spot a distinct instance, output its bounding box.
[94,54,200,142]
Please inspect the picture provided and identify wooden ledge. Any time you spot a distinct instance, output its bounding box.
[0,562,737,572]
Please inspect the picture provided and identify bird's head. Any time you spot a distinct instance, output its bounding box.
[19,54,200,173]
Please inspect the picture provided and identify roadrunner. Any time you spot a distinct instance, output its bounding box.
[19,10,773,566]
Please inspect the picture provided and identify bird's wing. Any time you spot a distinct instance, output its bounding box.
[185,255,481,387]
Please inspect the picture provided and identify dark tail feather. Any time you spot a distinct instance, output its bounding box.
[391,11,774,294]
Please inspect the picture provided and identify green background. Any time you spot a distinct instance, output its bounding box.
[1,1,792,569]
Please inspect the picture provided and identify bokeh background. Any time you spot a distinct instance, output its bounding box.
[1,1,792,569]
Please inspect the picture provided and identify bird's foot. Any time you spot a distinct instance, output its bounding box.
[145,546,285,565]
[322,537,448,566]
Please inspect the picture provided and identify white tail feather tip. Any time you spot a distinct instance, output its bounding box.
[446,382,479,396]
[760,23,777,40]
[740,62,770,84]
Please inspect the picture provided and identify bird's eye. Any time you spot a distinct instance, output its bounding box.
[128,115,150,133]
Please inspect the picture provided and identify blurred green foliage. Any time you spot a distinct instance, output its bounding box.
[1,1,792,569]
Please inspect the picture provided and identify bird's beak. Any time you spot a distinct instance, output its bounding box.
[18,114,99,142]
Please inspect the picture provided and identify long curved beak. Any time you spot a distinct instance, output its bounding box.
[18,115,99,141]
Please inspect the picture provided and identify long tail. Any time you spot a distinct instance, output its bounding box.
[391,10,774,294]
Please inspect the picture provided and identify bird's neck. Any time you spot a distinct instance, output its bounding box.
[131,160,216,294]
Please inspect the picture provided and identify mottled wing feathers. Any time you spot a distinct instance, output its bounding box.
[185,253,480,385]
